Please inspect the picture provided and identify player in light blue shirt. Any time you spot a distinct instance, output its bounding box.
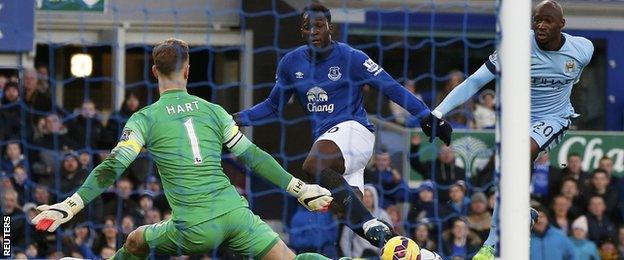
[432,1,594,259]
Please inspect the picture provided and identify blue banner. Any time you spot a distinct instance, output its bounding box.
[0,0,35,52]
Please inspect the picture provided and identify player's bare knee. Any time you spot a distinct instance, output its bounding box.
[125,228,149,255]
[302,159,321,182]
[530,140,540,162]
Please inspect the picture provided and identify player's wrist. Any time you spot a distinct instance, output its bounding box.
[286,177,305,198]
[431,110,443,119]
[63,193,85,215]
[232,112,250,126]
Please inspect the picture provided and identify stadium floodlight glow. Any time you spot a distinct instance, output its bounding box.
[71,53,93,77]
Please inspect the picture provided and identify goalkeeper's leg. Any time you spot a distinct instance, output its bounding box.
[261,239,331,260]
[112,226,149,260]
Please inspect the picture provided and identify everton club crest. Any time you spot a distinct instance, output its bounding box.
[328,66,342,81]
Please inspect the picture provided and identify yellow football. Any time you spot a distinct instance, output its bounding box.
[380,236,421,260]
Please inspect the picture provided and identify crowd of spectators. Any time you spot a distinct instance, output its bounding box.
[0,67,166,259]
[1,67,623,260]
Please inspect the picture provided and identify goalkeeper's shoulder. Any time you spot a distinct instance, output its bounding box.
[126,104,153,121]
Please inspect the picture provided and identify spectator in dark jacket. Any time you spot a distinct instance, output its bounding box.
[103,91,142,148]
[59,152,104,227]
[410,135,465,202]
[103,177,139,219]
[32,114,77,184]
[1,189,26,246]
[585,196,617,244]
[1,141,27,174]
[10,166,33,205]
[289,205,338,258]
[0,82,23,140]
[582,169,620,223]
[407,181,436,225]
[365,149,409,207]
[92,216,122,253]
[530,208,577,260]
[22,68,53,115]
[66,100,106,149]
[59,152,88,195]
[440,180,470,220]
[560,153,589,188]
[61,224,97,259]
[412,223,437,253]
[598,156,618,190]
[442,218,482,259]
[559,177,585,218]
[33,185,54,206]
[471,154,494,191]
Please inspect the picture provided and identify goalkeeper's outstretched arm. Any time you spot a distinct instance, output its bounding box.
[433,63,495,117]
[31,157,129,232]
[219,105,332,211]
[32,114,146,232]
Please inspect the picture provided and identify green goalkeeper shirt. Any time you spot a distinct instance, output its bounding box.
[76,89,292,229]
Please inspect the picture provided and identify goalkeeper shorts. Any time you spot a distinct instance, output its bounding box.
[143,207,279,258]
[530,117,570,153]
[316,120,375,192]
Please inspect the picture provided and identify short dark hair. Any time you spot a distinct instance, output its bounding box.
[589,195,605,203]
[302,2,331,23]
[534,205,548,216]
[592,168,608,177]
[599,156,612,162]
[561,176,578,185]
[567,152,581,159]
[152,38,189,77]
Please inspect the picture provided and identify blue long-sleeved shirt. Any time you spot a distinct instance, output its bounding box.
[238,41,430,139]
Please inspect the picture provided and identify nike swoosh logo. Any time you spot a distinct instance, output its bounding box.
[50,208,69,218]
[303,195,326,205]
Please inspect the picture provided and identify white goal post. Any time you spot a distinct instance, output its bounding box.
[500,0,531,259]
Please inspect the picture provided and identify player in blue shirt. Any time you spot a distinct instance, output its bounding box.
[431,1,594,259]
[233,3,452,247]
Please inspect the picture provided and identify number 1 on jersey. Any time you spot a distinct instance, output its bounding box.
[183,118,203,165]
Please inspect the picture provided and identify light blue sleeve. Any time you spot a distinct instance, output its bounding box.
[572,38,594,85]
[433,64,495,116]
[563,237,579,260]
[590,242,600,260]
[579,37,595,66]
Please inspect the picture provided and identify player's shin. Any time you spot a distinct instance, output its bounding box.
[111,246,148,260]
[317,168,392,246]
[316,168,372,224]
[483,199,499,248]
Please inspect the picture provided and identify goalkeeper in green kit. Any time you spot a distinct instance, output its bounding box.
[31,38,333,260]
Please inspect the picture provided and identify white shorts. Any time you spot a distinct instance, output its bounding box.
[315,120,375,192]
[531,117,570,152]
